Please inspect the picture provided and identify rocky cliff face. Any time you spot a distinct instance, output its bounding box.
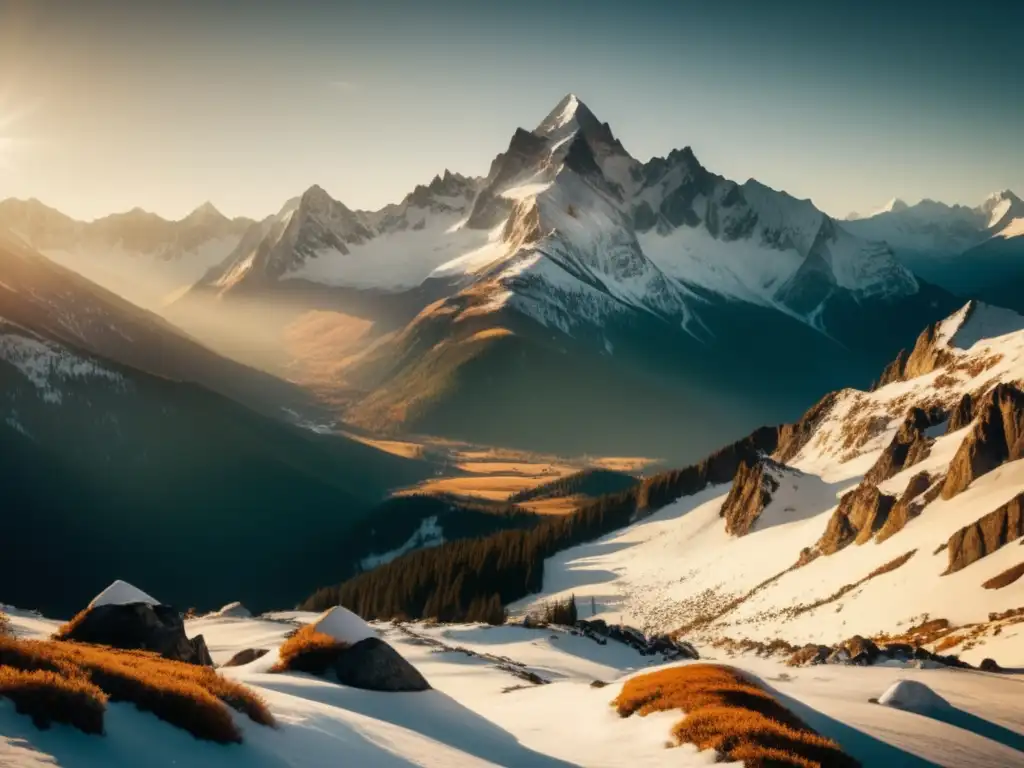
[818,484,897,554]
[945,492,1024,574]
[876,471,934,544]
[774,392,839,463]
[719,458,782,536]
[942,384,1024,499]
[948,393,975,433]
[864,406,945,485]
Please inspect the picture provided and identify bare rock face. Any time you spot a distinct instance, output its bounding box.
[942,384,1024,499]
[57,603,213,666]
[948,393,975,433]
[876,471,933,544]
[864,407,944,485]
[818,485,896,554]
[775,392,838,463]
[222,648,269,667]
[945,492,1024,574]
[873,349,909,390]
[719,459,782,536]
[332,637,431,692]
[871,319,956,390]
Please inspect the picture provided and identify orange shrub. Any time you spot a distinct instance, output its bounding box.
[0,667,107,735]
[614,665,858,768]
[271,624,349,675]
[0,634,274,742]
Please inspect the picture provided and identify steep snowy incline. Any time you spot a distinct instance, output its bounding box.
[514,301,1024,667]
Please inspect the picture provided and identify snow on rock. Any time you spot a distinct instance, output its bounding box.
[208,601,252,619]
[312,605,378,645]
[360,516,444,571]
[88,580,160,609]
[878,679,952,714]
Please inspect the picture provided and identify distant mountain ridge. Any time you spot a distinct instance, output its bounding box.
[0,198,254,309]
[845,189,1024,312]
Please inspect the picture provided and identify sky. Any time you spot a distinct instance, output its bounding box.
[0,0,1020,222]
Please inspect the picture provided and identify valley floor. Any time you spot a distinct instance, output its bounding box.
[2,609,1022,767]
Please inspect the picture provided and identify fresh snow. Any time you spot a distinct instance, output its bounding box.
[88,580,160,609]
[311,606,378,645]
[512,302,1024,667]
[3,607,1023,767]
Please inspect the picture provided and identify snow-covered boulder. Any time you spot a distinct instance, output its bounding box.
[312,605,377,645]
[88,580,160,609]
[878,680,952,714]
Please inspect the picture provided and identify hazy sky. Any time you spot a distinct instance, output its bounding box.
[0,0,1020,222]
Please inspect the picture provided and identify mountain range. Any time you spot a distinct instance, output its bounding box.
[3,94,1019,460]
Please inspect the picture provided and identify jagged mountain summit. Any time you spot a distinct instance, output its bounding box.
[200,93,949,457]
[4,95,960,457]
[0,197,254,309]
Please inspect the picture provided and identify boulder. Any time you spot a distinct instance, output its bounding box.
[841,635,880,665]
[944,491,1024,574]
[333,637,430,692]
[942,384,1024,499]
[878,680,952,714]
[979,658,1002,672]
[787,644,831,666]
[58,602,213,666]
[221,648,269,668]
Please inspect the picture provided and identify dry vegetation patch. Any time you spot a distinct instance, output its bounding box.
[0,634,273,742]
[271,625,350,675]
[0,612,10,637]
[614,665,858,767]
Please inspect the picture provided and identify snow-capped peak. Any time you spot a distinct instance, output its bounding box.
[535,93,592,139]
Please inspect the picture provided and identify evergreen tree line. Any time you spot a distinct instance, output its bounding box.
[300,425,781,621]
[508,468,638,503]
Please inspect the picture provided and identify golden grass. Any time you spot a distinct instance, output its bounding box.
[0,667,107,734]
[271,625,349,675]
[0,634,274,742]
[0,612,10,637]
[982,561,1024,590]
[614,665,858,768]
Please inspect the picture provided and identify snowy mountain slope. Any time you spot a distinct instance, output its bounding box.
[514,301,1024,667]
[0,231,315,417]
[4,606,1022,767]
[0,198,253,309]
[844,190,1024,311]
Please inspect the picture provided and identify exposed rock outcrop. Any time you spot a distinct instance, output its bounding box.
[636,426,779,513]
[56,602,214,666]
[945,491,1024,574]
[941,384,1024,499]
[870,318,957,389]
[818,484,896,554]
[719,459,782,536]
[787,637,970,669]
[947,393,975,433]
[864,407,944,485]
[775,392,839,463]
[333,637,431,692]
[222,648,269,667]
[876,471,933,543]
